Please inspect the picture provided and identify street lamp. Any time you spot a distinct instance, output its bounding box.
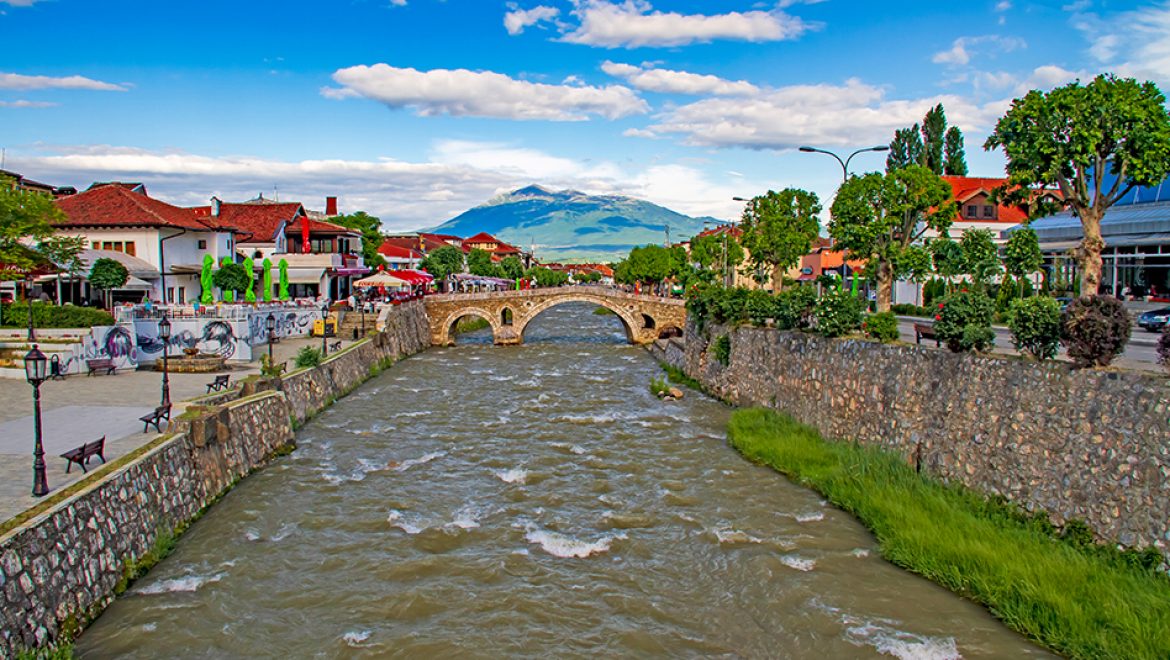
[158,315,171,406]
[24,345,48,497]
[265,312,276,365]
[321,302,330,356]
[798,145,890,182]
[26,277,35,342]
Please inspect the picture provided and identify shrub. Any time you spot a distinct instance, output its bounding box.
[714,287,749,324]
[1159,328,1170,373]
[863,311,900,342]
[712,334,731,366]
[995,276,1019,314]
[648,376,670,397]
[774,285,818,330]
[1007,297,1062,361]
[0,302,115,328]
[935,290,995,353]
[923,278,947,306]
[294,346,322,368]
[259,353,286,379]
[745,289,779,326]
[1061,296,1131,368]
[814,289,864,338]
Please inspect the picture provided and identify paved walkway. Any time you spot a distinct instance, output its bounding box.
[0,335,356,524]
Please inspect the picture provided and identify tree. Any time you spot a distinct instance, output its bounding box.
[943,126,968,175]
[959,228,1002,289]
[89,257,128,309]
[213,262,250,302]
[499,255,525,280]
[690,230,745,286]
[929,237,965,292]
[894,244,933,304]
[420,245,465,281]
[829,165,956,311]
[36,235,86,304]
[985,74,1170,296]
[921,104,948,175]
[467,248,498,277]
[528,266,568,287]
[330,211,386,268]
[0,178,63,280]
[887,125,924,172]
[1004,227,1043,296]
[618,244,675,284]
[739,188,821,292]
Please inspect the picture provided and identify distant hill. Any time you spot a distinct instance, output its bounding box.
[426,185,721,262]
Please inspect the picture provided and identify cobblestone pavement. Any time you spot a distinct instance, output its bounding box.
[0,335,353,523]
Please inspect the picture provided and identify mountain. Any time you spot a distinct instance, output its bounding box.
[426,185,722,262]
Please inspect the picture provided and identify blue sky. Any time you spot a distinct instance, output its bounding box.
[2,0,1167,233]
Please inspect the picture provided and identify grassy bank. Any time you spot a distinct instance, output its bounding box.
[727,407,1170,660]
[453,316,490,334]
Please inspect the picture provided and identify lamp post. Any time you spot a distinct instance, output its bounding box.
[26,277,35,342]
[158,315,171,406]
[24,345,48,497]
[359,299,366,337]
[266,312,276,365]
[321,302,329,356]
[797,144,889,182]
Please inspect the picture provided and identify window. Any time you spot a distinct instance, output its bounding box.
[124,242,136,256]
[92,241,100,249]
[982,205,995,218]
[97,241,136,255]
[198,239,208,250]
[166,287,175,304]
[965,205,978,218]
[177,288,186,304]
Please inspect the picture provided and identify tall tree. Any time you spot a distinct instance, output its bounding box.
[943,126,968,175]
[690,230,745,285]
[89,257,128,309]
[986,74,1170,296]
[467,248,500,277]
[330,211,387,268]
[829,165,956,311]
[420,245,465,282]
[499,255,525,280]
[36,235,86,304]
[886,125,924,172]
[921,104,948,174]
[0,177,63,279]
[959,228,1002,289]
[738,188,821,292]
[1004,226,1044,296]
[618,244,675,284]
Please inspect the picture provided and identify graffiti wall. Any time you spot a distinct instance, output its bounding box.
[246,309,319,344]
[130,309,318,364]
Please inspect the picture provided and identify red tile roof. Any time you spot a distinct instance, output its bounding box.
[463,231,499,244]
[55,185,225,231]
[377,242,424,259]
[694,224,743,239]
[191,202,304,242]
[942,176,1029,224]
[287,215,360,237]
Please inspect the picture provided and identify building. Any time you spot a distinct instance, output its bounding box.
[0,168,76,197]
[375,242,425,270]
[461,232,530,265]
[53,183,237,304]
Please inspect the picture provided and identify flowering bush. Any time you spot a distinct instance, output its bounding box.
[1061,296,1131,368]
[814,289,864,338]
[775,286,819,330]
[935,291,995,353]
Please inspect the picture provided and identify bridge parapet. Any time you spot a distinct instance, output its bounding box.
[422,286,686,346]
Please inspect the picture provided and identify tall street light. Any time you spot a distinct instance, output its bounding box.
[266,312,276,365]
[24,345,49,497]
[798,144,889,182]
[321,302,330,357]
[158,315,171,406]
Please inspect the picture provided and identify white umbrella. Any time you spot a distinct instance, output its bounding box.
[354,272,410,288]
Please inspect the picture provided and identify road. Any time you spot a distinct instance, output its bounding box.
[895,316,1162,372]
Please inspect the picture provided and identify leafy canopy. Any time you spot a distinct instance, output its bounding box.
[213,262,250,294]
[467,248,503,278]
[420,245,465,280]
[616,244,678,284]
[829,165,955,263]
[1004,226,1044,278]
[330,211,386,268]
[739,188,821,289]
[88,257,129,290]
[0,179,65,280]
[959,228,1002,287]
[499,255,525,280]
[690,229,745,273]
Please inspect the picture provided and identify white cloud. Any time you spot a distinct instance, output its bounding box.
[323,63,648,121]
[1075,3,1170,84]
[504,4,560,35]
[1,0,44,5]
[932,35,1026,66]
[0,72,128,92]
[0,100,56,108]
[637,78,1009,150]
[601,61,759,95]
[559,0,812,48]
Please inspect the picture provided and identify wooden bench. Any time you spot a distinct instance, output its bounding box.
[60,436,106,474]
[206,374,230,393]
[138,404,171,433]
[329,340,342,352]
[913,322,941,347]
[86,358,116,376]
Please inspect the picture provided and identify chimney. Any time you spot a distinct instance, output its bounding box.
[325,196,338,216]
[210,196,221,217]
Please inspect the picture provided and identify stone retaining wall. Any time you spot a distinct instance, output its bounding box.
[0,301,430,657]
[650,323,1170,557]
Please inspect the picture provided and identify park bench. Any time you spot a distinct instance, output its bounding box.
[914,322,941,347]
[138,404,171,433]
[329,340,342,352]
[206,374,230,393]
[60,436,106,474]
[86,358,116,376]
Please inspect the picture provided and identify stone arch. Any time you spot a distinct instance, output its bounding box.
[515,294,647,345]
[437,307,501,346]
[501,306,515,326]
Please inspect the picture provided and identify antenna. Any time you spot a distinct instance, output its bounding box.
[273,185,279,202]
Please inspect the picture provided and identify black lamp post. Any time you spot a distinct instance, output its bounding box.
[24,345,49,497]
[158,315,171,406]
[359,299,366,337]
[321,302,329,356]
[265,312,276,365]
[26,277,35,342]
[797,144,890,182]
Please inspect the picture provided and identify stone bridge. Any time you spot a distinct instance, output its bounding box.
[421,287,687,346]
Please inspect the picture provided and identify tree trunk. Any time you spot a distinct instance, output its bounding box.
[876,260,894,312]
[1077,209,1105,297]
[772,263,785,293]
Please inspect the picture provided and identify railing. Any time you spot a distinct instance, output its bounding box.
[115,299,326,322]
[424,285,684,305]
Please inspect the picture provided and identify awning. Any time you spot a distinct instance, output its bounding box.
[389,269,434,285]
[286,267,325,284]
[354,272,410,288]
[115,276,154,291]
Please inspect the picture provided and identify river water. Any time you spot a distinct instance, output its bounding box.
[77,303,1046,658]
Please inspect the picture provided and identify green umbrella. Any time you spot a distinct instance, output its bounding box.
[262,258,273,302]
[243,257,256,303]
[278,259,290,301]
[200,254,214,304]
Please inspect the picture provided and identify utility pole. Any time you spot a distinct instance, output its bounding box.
[664,224,671,248]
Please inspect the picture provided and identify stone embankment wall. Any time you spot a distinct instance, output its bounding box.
[650,323,1170,557]
[0,301,430,658]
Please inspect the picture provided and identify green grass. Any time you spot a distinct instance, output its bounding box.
[592,306,616,316]
[648,376,670,397]
[453,316,490,333]
[727,407,1170,660]
[660,363,704,392]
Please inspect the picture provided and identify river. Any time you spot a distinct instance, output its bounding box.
[77,302,1046,658]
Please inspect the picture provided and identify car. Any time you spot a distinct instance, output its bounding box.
[1138,307,1170,332]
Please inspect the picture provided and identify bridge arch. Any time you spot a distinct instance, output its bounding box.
[517,294,641,344]
[437,308,503,346]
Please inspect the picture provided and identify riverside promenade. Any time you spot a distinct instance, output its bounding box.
[0,335,344,523]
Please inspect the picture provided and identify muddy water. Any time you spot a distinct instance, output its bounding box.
[77,303,1046,658]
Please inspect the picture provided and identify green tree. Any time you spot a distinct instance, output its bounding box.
[985,74,1170,296]
[200,254,215,304]
[467,248,500,277]
[959,228,1002,289]
[1004,227,1043,296]
[528,266,568,287]
[213,262,250,302]
[739,188,821,292]
[690,230,745,286]
[0,177,63,280]
[89,257,128,309]
[887,125,924,172]
[929,237,965,292]
[944,126,968,176]
[242,257,257,303]
[330,211,386,268]
[829,165,956,311]
[499,255,525,280]
[921,104,948,175]
[262,257,273,302]
[420,245,465,282]
[36,235,86,304]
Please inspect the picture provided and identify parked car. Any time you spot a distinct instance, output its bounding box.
[1138,307,1170,332]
